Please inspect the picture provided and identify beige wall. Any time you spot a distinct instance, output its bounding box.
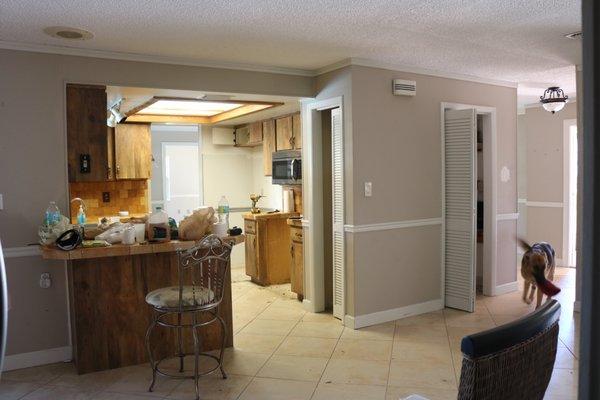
[0,49,313,357]
[523,102,577,260]
[346,65,517,316]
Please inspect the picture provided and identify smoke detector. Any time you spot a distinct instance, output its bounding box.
[43,26,94,40]
[392,79,416,96]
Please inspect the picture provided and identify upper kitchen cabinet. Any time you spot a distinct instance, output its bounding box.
[262,119,276,176]
[275,112,301,151]
[66,84,111,182]
[234,122,262,147]
[114,123,152,180]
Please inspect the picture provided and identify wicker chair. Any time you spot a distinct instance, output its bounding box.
[458,299,561,400]
[144,234,232,400]
[403,300,561,400]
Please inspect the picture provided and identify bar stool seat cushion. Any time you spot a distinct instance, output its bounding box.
[146,286,215,309]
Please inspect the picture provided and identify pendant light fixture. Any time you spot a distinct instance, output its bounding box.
[540,87,569,114]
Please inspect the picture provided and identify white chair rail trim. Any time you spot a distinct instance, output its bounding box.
[526,201,564,208]
[3,246,41,258]
[497,213,519,221]
[343,217,443,233]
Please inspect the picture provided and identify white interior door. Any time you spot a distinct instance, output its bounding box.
[331,108,345,320]
[444,108,477,312]
[162,142,201,223]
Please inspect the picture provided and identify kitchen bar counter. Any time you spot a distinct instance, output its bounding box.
[242,211,299,220]
[41,236,244,374]
[41,235,245,260]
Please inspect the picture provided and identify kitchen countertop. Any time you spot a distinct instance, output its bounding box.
[41,235,245,260]
[243,211,300,220]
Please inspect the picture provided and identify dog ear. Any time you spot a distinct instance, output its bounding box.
[517,238,531,251]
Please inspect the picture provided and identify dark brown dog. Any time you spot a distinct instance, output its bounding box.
[519,240,557,309]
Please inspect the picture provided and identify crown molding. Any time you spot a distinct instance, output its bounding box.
[0,40,315,77]
[1,41,520,88]
[316,57,518,88]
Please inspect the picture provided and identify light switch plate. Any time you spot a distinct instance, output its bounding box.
[364,182,372,197]
[0,194,3,210]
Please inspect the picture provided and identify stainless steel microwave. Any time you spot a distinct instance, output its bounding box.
[272,150,301,185]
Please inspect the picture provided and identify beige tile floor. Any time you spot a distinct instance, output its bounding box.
[0,267,579,400]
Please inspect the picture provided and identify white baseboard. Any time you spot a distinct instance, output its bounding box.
[301,298,314,313]
[344,315,356,329]
[574,300,581,312]
[494,281,519,296]
[3,346,72,371]
[350,299,443,329]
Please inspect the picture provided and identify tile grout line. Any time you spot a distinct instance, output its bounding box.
[307,323,344,400]
[383,322,399,399]
[443,309,461,389]
[235,295,306,400]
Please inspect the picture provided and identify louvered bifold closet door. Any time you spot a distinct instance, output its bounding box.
[444,108,477,312]
[331,108,345,320]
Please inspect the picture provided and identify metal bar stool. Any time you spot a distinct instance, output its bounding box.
[145,234,232,399]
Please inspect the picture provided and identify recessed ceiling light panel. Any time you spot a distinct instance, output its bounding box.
[137,100,243,116]
[43,26,94,40]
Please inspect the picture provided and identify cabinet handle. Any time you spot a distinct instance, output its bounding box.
[107,166,112,180]
[290,244,294,258]
[116,164,120,177]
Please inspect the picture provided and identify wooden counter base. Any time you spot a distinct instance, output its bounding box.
[42,237,243,375]
[68,252,233,374]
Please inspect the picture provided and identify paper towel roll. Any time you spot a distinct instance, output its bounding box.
[283,189,295,213]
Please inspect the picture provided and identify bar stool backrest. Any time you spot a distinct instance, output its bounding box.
[177,234,232,311]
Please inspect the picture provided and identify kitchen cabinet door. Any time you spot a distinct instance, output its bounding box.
[292,113,302,150]
[66,84,110,182]
[245,233,258,279]
[275,116,293,150]
[290,240,304,298]
[262,119,276,176]
[248,121,263,145]
[114,123,152,179]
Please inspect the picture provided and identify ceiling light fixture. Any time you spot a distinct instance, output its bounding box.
[540,87,568,114]
[107,99,126,127]
[43,26,94,40]
[125,97,283,124]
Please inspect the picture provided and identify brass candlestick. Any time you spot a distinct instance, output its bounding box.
[250,194,265,214]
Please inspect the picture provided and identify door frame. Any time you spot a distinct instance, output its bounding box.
[563,118,578,267]
[301,96,344,316]
[441,102,499,299]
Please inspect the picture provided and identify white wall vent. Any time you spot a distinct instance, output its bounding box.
[392,79,416,96]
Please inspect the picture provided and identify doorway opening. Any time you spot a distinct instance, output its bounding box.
[303,97,345,321]
[564,119,578,268]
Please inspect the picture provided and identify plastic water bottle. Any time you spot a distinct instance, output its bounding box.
[45,201,61,226]
[217,196,230,229]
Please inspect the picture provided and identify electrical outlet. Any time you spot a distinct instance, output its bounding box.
[364,182,372,197]
[39,272,52,289]
[102,192,110,202]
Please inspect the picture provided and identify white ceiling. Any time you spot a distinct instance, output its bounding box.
[1,0,581,107]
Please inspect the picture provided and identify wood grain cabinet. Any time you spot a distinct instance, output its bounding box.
[275,112,302,151]
[262,119,276,176]
[243,215,291,286]
[66,84,111,182]
[289,223,304,300]
[67,84,152,182]
[114,123,152,179]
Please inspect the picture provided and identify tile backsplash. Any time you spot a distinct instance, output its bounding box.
[69,180,149,223]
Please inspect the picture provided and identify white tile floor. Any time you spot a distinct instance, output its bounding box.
[0,267,579,400]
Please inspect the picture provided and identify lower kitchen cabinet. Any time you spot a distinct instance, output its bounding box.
[289,222,304,300]
[243,213,294,286]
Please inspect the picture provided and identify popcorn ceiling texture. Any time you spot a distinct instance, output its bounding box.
[69,180,149,223]
[0,0,580,105]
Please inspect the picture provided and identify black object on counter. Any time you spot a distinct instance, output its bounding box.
[168,217,179,240]
[56,229,83,251]
[228,226,242,236]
